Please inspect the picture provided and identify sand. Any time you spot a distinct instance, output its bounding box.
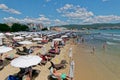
[0,38,120,80]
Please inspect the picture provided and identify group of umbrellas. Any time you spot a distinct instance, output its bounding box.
[0,31,75,79]
[0,45,42,68]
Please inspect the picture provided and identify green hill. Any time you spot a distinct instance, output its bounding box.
[54,23,120,30]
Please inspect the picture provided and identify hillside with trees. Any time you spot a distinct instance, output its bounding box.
[56,23,120,30]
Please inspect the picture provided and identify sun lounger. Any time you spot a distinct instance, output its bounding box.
[48,49,60,55]
[50,60,67,70]
[45,53,56,58]
[16,48,28,55]
[0,60,4,70]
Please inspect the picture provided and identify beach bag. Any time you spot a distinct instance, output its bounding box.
[7,75,19,80]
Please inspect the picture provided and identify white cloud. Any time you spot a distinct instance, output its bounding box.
[57,4,73,13]
[3,16,68,26]
[53,19,68,25]
[57,4,94,20]
[56,4,120,24]
[0,4,21,14]
[83,15,120,23]
[0,4,8,9]
[3,16,51,26]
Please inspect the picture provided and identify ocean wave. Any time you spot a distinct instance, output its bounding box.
[106,41,120,45]
[113,38,120,41]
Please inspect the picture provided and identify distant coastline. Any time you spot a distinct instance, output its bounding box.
[53,23,120,30]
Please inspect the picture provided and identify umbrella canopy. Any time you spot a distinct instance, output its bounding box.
[32,38,42,41]
[13,36,24,40]
[69,60,75,78]
[61,35,68,38]
[68,48,72,58]
[11,55,42,68]
[41,45,46,55]
[5,32,13,36]
[18,41,33,45]
[0,46,13,54]
[53,38,62,41]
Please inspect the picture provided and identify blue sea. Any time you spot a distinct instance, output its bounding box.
[77,29,120,56]
[77,30,120,78]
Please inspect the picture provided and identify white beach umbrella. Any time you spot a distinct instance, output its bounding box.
[41,45,46,55]
[68,48,72,58]
[51,41,54,47]
[25,35,32,38]
[18,41,33,45]
[13,36,24,40]
[69,60,75,78]
[11,55,42,68]
[61,35,68,38]
[53,38,62,41]
[32,38,42,41]
[5,32,13,36]
[0,33,5,38]
[0,46,13,54]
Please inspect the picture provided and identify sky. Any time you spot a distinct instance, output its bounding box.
[0,0,120,26]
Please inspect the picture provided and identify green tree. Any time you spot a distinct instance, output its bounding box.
[0,23,10,32]
[11,23,29,32]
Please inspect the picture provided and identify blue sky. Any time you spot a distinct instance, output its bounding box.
[0,0,120,26]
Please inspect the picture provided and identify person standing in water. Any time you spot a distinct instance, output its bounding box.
[103,42,107,53]
[91,46,95,55]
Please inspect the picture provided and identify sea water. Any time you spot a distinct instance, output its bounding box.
[77,29,120,78]
[78,29,120,56]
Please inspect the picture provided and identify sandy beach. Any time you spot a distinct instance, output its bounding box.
[0,38,120,80]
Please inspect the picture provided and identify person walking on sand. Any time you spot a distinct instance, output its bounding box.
[92,46,95,55]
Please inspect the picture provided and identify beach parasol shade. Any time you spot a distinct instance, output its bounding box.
[11,55,42,68]
[32,38,43,41]
[0,46,13,54]
[61,35,68,38]
[68,48,72,58]
[41,45,46,55]
[53,38,62,41]
[18,41,33,45]
[5,32,13,36]
[13,36,24,40]
[69,60,75,78]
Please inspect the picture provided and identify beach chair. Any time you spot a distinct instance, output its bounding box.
[39,55,48,65]
[48,49,60,55]
[45,53,56,58]
[48,67,58,80]
[50,60,67,70]
[0,60,4,70]
[5,54,16,61]
[16,48,28,55]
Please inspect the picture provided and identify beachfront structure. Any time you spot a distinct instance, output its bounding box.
[50,27,68,31]
[27,23,43,31]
